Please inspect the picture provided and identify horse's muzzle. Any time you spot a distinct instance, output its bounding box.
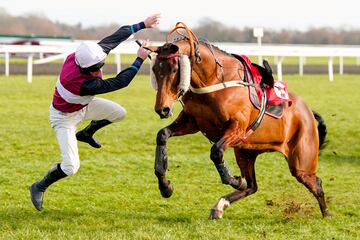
[156,107,172,119]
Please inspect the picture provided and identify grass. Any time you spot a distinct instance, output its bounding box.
[0,74,359,239]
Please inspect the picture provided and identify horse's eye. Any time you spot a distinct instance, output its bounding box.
[171,67,178,73]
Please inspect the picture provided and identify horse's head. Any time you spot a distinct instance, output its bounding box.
[148,43,191,119]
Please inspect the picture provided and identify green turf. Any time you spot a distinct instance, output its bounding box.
[0,74,359,239]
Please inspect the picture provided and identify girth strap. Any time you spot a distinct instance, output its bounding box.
[242,85,267,141]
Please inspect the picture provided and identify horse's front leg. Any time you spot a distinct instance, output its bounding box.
[155,111,199,198]
[210,120,247,191]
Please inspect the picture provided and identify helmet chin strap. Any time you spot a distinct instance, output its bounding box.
[150,54,191,93]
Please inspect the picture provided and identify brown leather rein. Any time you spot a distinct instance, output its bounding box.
[166,22,201,64]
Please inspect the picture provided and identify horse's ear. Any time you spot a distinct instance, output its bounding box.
[169,44,179,54]
[146,46,161,53]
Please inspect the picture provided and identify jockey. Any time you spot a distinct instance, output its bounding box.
[29,14,161,211]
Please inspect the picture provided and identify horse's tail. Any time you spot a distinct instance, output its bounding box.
[313,110,328,151]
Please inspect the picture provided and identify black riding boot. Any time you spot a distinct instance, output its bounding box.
[29,164,67,211]
[76,119,112,148]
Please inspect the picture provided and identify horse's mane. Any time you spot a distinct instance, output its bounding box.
[173,37,236,59]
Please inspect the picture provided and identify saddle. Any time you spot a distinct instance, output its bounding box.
[232,54,290,118]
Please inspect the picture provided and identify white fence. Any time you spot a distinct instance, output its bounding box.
[1,40,360,83]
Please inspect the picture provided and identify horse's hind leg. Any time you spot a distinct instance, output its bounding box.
[209,149,259,219]
[288,138,330,217]
[291,169,330,217]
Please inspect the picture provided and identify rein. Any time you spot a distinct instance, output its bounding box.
[202,39,225,86]
[166,22,201,64]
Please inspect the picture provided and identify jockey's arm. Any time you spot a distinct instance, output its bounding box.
[98,22,145,54]
[79,57,144,96]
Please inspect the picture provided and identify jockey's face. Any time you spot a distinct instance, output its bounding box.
[89,69,102,77]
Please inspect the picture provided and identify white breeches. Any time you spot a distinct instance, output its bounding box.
[49,97,126,176]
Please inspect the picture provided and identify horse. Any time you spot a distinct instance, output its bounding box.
[147,23,329,219]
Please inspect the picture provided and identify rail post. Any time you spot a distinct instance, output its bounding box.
[299,56,304,76]
[328,57,334,81]
[339,56,344,75]
[27,54,33,83]
[5,52,9,77]
[276,56,284,81]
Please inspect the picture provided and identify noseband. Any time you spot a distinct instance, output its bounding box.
[157,53,179,60]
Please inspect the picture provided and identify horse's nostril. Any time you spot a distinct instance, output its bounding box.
[162,107,170,115]
[156,107,171,118]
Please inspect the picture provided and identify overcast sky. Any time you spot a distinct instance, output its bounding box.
[1,0,360,31]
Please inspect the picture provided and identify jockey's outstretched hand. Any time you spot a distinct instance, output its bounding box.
[144,14,161,28]
[137,39,151,60]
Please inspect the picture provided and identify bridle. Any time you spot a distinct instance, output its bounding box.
[166,22,202,65]
[157,22,227,101]
[155,52,187,106]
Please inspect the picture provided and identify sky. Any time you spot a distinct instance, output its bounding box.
[1,0,360,31]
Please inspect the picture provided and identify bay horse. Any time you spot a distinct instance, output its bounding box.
[147,23,329,219]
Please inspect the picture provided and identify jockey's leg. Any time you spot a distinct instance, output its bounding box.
[76,120,111,148]
[30,105,83,211]
[79,97,126,148]
[29,164,67,211]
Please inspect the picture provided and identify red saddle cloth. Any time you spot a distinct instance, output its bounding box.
[236,55,290,118]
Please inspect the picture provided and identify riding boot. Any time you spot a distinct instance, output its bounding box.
[76,119,112,148]
[29,164,67,211]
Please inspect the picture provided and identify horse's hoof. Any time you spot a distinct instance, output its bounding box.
[323,210,332,219]
[159,181,173,198]
[209,209,223,220]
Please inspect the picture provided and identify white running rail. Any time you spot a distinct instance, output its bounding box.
[1,41,360,83]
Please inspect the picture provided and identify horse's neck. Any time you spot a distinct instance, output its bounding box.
[177,41,241,88]
[178,44,216,87]
[191,47,241,88]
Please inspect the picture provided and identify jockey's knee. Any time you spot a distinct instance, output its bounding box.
[60,161,80,176]
[109,106,127,122]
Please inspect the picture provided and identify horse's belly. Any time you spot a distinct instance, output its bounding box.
[185,98,253,143]
[195,118,227,143]
[248,116,287,143]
